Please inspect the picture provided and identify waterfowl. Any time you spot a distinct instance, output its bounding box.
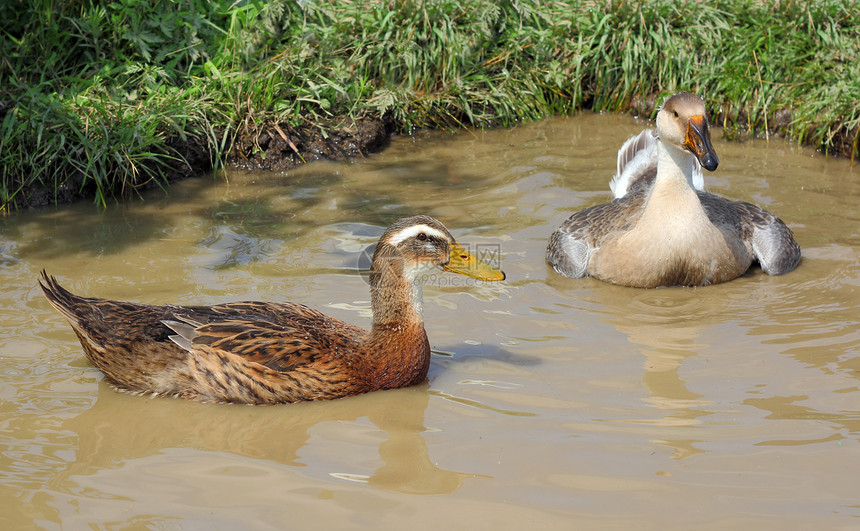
[546,91,801,288]
[40,215,505,404]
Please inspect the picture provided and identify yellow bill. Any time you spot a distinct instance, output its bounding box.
[443,243,506,281]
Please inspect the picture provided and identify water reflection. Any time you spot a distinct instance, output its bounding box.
[574,285,712,458]
[50,382,475,498]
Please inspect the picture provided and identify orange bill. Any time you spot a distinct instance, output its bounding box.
[683,115,719,171]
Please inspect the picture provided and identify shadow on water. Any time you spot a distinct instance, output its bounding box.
[2,174,332,262]
[432,342,542,369]
[2,156,498,267]
[3,204,174,260]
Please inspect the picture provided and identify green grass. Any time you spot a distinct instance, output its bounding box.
[2,0,859,210]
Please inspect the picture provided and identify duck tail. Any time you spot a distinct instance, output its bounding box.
[39,270,85,325]
[39,269,116,366]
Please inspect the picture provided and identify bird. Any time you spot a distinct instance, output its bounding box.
[40,215,505,404]
[546,91,801,288]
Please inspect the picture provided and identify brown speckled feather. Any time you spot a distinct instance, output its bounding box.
[170,302,367,372]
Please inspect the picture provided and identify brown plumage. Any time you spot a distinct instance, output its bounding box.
[40,216,505,404]
[546,92,801,288]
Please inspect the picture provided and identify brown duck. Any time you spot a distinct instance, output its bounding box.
[41,215,505,404]
[546,91,801,288]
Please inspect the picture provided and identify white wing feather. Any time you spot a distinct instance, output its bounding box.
[609,128,704,198]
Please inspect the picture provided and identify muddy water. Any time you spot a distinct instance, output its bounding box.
[1,113,858,529]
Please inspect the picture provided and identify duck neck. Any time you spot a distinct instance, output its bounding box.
[368,258,425,333]
[639,139,710,229]
[364,258,431,390]
[654,140,698,190]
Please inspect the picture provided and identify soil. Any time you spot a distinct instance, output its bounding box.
[10,113,397,210]
[226,113,397,172]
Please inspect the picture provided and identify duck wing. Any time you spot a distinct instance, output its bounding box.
[610,129,657,198]
[546,191,646,278]
[698,192,801,275]
[164,302,368,372]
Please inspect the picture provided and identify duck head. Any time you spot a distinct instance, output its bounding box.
[656,92,719,171]
[372,215,506,283]
[368,215,504,325]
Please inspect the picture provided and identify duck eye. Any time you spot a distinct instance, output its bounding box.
[417,232,427,241]
[673,110,679,118]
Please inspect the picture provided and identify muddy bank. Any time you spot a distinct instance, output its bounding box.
[226,114,397,172]
[13,107,856,210]
[13,114,397,210]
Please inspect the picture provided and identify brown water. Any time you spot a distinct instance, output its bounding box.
[2,113,858,530]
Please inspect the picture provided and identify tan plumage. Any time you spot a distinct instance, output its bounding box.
[546,91,801,288]
[40,215,505,404]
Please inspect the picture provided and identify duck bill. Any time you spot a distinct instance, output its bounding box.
[684,115,719,171]
[443,243,506,281]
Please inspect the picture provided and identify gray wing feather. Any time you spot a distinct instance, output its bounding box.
[546,192,646,278]
[161,319,198,352]
[547,231,591,278]
[698,192,801,275]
